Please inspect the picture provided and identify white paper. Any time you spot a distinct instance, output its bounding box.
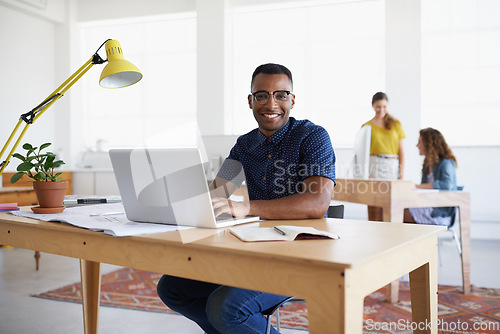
[9,203,192,237]
[416,188,440,193]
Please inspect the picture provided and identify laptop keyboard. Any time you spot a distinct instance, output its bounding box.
[216,213,235,221]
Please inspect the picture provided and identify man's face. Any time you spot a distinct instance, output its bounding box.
[248,73,295,137]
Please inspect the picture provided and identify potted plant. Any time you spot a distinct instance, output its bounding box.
[10,142,67,214]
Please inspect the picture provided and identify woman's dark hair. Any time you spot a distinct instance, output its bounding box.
[372,91,398,130]
[420,127,457,174]
[251,63,293,89]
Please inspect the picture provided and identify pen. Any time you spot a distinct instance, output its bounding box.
[274,226,286,235]
[90,212,124,217]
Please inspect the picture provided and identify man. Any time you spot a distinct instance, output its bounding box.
[157,63,335,333]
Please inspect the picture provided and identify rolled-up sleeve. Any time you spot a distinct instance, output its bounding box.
[432,159,456,190]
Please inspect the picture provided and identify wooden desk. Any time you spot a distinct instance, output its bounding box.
[0,212,444,333]
[1,171,73,270]
[333,178,471,302]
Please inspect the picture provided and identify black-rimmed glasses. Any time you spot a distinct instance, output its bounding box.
[251,90,293,105]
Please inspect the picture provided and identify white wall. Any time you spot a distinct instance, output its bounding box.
[76,0,194,22]
[0,4,57,172]
[0,0,65,22]
[386,0,421,182]
[54,0,78,172]
[452,146,500,222]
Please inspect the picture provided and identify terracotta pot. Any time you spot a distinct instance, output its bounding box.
[32,181,68,213]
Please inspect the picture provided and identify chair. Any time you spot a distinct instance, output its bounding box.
[327,204,345,219]
[262,297,297,334]
[264,204,345,333]
[438,186,464,263]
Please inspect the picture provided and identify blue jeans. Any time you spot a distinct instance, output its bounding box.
[156,275,289,334]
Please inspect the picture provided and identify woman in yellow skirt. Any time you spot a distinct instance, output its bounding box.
[362,92,405,221]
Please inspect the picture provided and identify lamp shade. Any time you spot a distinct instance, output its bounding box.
[99,40,142,88]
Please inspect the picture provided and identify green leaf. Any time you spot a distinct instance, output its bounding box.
[13,142,65,180]
[22,143,33,150]
[45,155,55,166]
[10,172,25,184]
[12,153,25,161]
[40,143,52,150]
[52,161,65,168]
[17,161,34,172]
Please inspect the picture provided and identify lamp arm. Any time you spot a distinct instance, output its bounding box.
[20,94,61,125]
[0,56,96,175]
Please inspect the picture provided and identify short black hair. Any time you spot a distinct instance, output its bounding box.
[251,63,293,89]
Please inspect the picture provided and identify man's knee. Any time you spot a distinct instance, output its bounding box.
[206,287,240,330]
[156,275,181,306]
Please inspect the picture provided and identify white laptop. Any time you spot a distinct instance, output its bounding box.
[351,125,371,179]
[109,147,259,228]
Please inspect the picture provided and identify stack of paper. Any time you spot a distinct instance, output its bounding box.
[9,203,192,237]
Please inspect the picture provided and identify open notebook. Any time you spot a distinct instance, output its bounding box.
[229,225,340,242]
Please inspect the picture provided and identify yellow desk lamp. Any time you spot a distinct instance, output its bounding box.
[0,39,142,175]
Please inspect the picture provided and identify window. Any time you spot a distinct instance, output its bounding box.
[229,0,385,146]
[80,13,197,149]
[421,0,500,145]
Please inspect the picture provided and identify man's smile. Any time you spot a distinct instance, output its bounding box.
[262,113,281,119]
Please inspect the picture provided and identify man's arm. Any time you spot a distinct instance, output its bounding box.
[212,175,334,219]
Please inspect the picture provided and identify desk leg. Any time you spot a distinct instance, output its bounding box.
[34,250,41,270]
[306,275,364,333]
[409,260,438,333]
[343,288,364,333]
[387,281,399,303]
[459,207,471,294]
[307,298,343,333]
[381,207,403,304]
[80,259,101,334]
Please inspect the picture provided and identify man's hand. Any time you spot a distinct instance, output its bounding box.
[212,197,251,218]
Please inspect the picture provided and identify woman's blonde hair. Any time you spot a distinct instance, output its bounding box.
[420,127,457,174]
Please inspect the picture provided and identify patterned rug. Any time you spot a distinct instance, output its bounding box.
[32,268,500,333]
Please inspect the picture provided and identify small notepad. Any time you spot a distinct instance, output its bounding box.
[229,225,340,242]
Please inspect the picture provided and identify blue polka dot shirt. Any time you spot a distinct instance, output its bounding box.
[217,117,336,202]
